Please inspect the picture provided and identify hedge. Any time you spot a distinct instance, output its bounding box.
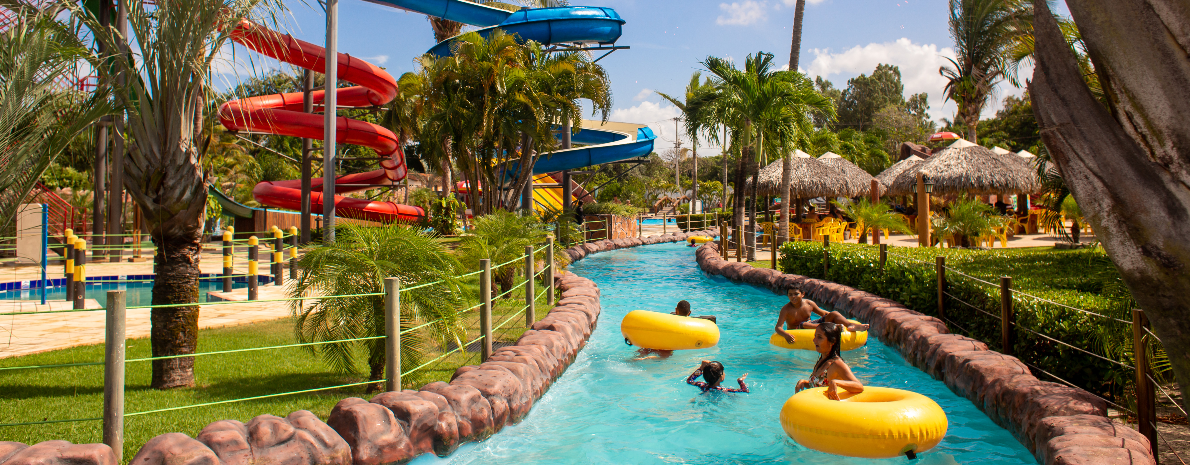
[778,241,1152,404]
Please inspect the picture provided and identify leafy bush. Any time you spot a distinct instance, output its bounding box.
[778,241,1153,401]
[583,202,643,217]
[41,163,90,190]
[429,197,462,235]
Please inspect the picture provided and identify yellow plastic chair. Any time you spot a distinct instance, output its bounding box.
[811,222,830,241]
[760,222,776,246]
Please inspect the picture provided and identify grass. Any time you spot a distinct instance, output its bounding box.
[0,272,556,462]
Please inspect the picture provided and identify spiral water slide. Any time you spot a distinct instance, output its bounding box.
[218,20,424,222]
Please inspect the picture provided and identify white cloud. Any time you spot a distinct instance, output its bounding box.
[360,55,389,65]
[802,38,1028,122]
[609,102,724,156]
[716,1,767,26]
[633,88,654,101]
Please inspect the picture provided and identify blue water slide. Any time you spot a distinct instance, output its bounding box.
[368,0,653,172]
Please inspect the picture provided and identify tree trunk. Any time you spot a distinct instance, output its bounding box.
[1030,0,1190,413]
[149,224,203,388]
[692,147,698,213]
[967,123,978,143]
[779,150,792,242]
[1071,220,1081,244]
[733,146,749,237]
[746,161,759,262]
[789,0,806,70]
[721,125,729,213]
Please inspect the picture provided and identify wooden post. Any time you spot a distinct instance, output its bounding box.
[771,237,780,270]
[663,213,667,234]
[288,226,299,280]
[546,237,555,306]
[879,244,887,273]
[480,259,492,361]
[384,277,400,392]
[525,246,535,327]
[73,240,86,309]
[823,236,830,277]
[1132,309,1159,460]
[222,230,233,292]
[272,227,283,286]
[936,256,946,320]
[1000,276,1013,355]
[719,220,727,259]
[917,172,931,247]
[248,236,258,301]
[736,222,743,263]
[103,290,125,463]
[871,179,882,245]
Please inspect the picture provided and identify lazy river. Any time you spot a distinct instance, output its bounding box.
[414,242,1035,464]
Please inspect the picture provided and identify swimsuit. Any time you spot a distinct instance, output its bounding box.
[808,357,839,387]
[796,316,823,330]
[686,369,749,393]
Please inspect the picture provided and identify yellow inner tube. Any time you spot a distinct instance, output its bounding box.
[687,235,714,244]
[779,386,948,459]
[769,320,868,351]
[620,310,720,351]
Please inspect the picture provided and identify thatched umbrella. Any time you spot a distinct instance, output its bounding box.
[753,150,853,198]
[818,152,882,196]
[887,139,1040,196]
[876,155,923,189]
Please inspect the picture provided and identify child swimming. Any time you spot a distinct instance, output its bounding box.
[686,360,749,393]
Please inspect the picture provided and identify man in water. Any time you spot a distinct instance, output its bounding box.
[774,287,868,344]
[634,301,716,360]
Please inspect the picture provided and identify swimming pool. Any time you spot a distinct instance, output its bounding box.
[0,280,248,308]
[413,242,1035,464]
[639,218,677,225]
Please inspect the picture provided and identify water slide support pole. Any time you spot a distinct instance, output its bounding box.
[322,0,339,244]
[301,69,313,244]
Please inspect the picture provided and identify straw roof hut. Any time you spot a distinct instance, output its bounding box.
[887,139,1040,196]
[876,155,923,189]
[818,152,882,196]
[1017,149,1036,158]
[753,150,855,198]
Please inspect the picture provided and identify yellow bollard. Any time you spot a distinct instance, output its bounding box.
[248,236,259,300]
[73,239,86,309]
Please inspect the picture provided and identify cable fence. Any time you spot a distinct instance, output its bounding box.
[0,239,562,460]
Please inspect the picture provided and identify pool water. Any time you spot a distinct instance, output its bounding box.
[639,218,677,225]
[414,242,1035,464]
[0,280,247,308]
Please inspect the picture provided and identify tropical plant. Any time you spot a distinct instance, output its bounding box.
[583,202,643,217]
[1060,195,1084,244]
[429,196,462,235]
[70,0,286,388]
[934,195,1003,247]
[831,199,914,243]
[290,223,464,389]
[0,11,112,232]
[657,73,715,210]
[457,211,556,295]
[939,0,1029,142]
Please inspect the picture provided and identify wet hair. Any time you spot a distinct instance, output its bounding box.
[813,322,845,373]
[787,286,804,296]
[703,361,725,387]
[676,300,691,316]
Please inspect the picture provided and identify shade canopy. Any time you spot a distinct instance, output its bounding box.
[887,139,1040,196]
[929,131,961,142]
[753,150,858,198]
[818,152,882,196]
[876,155,923,189]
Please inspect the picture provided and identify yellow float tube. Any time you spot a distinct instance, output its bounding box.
[621,310,720,350]
[779,387,947,459]
[687,235,714,245]
[769,321,868,351]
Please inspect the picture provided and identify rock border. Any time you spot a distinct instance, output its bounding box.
[693,242,1153,465]
[0,229,717,465]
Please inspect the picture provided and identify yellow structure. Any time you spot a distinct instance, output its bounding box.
[620,310,720,351]
[768,327,868,352]
[779,387,948,459]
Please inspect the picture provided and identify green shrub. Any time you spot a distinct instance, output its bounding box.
[778,241,1150,401]
[584,202,643,217]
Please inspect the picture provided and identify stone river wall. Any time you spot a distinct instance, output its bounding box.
[693,242,1154,465]
[0,229,717,465]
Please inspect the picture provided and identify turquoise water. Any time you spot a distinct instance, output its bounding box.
[639,218,677,225]
[414,243,1035,464]
[0,281,247,308]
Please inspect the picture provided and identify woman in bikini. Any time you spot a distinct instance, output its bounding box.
[686,360,749,393]
[795,322,864,400]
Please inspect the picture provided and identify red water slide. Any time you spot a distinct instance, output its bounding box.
[218,20,425,223]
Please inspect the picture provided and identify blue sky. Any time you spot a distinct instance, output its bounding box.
[220,0,1062,155]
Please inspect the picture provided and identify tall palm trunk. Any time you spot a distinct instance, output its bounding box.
[721,126,729,212]
[788,0,806,69]
[779,148,792,242]
[692,147,698,213]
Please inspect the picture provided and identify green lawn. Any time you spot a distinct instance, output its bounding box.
[0,276,556,462]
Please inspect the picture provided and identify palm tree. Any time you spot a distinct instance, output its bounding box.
[71,0,285,388]
[0,11,112,232]
[940,0,1029,142]
[831,198,913,243]
[290,223,465,389]
[658,73,714,214]
[457,211,560,296]
[788,0,807,70]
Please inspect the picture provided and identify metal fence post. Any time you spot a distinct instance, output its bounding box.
[480,259,492,361]
[223,230,233,292]
[546,238,555,306]
[248,236,258,301]
[273,227,283,286]
[103,290,126,462]
[384,277,400,392]
[936,256,946,320]
[1133,309,1158,459]
[74,240,86,309]
[288,226,299,280]
[879,244,887,273]
[1000,276,1013,355]
[525,246,535,327]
